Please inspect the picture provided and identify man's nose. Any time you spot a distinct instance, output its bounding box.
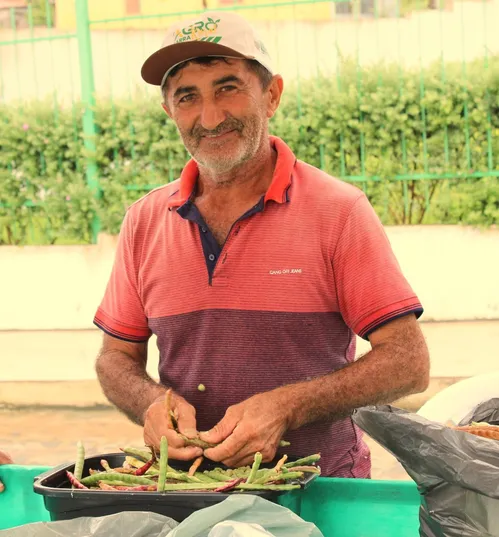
[199,99,226,131]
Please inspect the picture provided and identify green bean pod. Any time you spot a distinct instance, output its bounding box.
[251,469,278,484]
[81,472,156,487]
[252,471,304,484]
[125,456,160,475]
[186,474,203,483]
[121,447,153,463]
[236,483,300,491]
[193,472,218,483]
[97,480,132,487]
[203,470,234,482]
[246,452,263,484]
[166,470,202,483]
[73,441,85,484]
[157,436,168,492]
[179,435,216,450]
[165,471,189,482]
[100,459,112,472]
[156,482,229,491]
[283,454,321,468]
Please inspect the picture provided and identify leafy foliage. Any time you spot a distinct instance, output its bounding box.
[1,56,498,244]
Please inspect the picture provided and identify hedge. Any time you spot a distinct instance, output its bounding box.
[1,57,498,244]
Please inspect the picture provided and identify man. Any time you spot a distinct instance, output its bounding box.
[94,11,429,477]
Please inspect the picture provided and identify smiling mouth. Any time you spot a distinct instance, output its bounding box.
[202,130,237,140]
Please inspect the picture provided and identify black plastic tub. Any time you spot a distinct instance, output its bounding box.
[33,453,318,522]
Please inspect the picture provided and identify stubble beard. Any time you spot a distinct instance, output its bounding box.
[178,113,266,179]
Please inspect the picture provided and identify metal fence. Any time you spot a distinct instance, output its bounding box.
[0,0,498,244]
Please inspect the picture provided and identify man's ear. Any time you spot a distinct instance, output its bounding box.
[161,102,173,119]
[266,75,284,119]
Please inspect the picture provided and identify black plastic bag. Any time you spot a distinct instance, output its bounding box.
[353,400,499,537]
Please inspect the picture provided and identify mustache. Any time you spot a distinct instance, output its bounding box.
[191,118,244,140]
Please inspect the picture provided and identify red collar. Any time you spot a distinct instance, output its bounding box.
[166,136,295,209]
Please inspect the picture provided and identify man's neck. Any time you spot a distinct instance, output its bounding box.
[195,139,277,205]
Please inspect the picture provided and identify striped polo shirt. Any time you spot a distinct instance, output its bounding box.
[94,136,423,478]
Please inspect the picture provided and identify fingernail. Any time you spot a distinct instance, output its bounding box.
[183,428,198,439]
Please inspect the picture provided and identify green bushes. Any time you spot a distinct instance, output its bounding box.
[1,56,498,244]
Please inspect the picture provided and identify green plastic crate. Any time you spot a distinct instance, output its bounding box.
[0,465,420,536]
[296,477,420,537]
[0,465,51,530]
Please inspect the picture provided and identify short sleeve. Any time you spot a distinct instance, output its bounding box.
[93,211,152,342]
[333,193,423,340]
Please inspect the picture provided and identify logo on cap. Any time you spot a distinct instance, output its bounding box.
[174,17,222,44]
[254,39,269,57]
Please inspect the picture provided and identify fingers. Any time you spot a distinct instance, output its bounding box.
[220,443,278,469]
[144,427,203,460]
[175,399,198,439]
[226,452,259,469]
[203,425,247,463]
[199,409,239,445]
[144,399,202,460]
[168,445,204,461]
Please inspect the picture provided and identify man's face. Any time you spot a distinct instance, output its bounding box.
[163,59,279,177]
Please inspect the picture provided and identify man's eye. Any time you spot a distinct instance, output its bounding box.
[179,94,195,103]
[220,85,237,93]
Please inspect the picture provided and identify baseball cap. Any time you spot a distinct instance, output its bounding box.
[140,11,274,88]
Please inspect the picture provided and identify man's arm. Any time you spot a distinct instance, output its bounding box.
[95,334,164,425]
[284,313,429,430]
[202,314,429,467]
[95,334,203,460]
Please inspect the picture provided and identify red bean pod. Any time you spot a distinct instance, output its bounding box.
[66,471,88,489]
[133,451,157,476]
[214,478,244,493]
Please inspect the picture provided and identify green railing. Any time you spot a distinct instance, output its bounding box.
[0,0,498,245]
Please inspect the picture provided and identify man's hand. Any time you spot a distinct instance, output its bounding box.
[200,391,289,468]
[144,393,203,461]
[0,450,13,465]
[0,450,13,493]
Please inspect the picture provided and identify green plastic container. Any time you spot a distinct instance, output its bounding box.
[0,465,51,531]
[0,465,420,536]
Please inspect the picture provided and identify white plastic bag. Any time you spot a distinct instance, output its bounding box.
[0,511,178,537]
[0,496,324,537]
[208,521,275,537]
[168,496,323,537]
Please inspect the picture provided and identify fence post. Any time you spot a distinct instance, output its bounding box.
[75,0,101,243]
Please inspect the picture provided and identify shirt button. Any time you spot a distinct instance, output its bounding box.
[208,254,216,261]
[201,227,207,233]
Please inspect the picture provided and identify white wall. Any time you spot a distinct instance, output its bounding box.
[1,225,498,331]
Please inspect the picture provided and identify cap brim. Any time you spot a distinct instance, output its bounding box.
[141,41,247,86]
